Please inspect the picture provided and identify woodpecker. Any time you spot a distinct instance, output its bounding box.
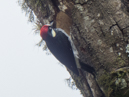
[40,23,95,76]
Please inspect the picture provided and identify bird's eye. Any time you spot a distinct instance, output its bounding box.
[49,26,52,30]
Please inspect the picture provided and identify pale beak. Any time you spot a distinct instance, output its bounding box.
[46,22,53,26]
[50,22,54,26]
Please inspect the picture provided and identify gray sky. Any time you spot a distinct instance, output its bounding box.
[0,0,82,97]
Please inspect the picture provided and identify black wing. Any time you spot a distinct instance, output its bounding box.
[45,29,79,75]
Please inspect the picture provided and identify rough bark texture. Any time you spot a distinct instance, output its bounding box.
[27,0,129,97]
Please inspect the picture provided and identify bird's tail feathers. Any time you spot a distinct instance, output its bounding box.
[79,60,96,77]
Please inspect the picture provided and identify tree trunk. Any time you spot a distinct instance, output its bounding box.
[26,0,129,97]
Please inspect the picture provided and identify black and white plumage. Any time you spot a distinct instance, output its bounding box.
[40,24,95,76]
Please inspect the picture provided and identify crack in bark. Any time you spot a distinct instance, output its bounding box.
[75,2,88,6]
[50,0,59,10]
[109,21,129,41]
[121,26,129,30]
[109,24,117,31]
[116,22,124,36]
[109,21,125,37]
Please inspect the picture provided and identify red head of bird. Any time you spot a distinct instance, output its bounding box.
[40,25,50,40]
[40,23,56,40]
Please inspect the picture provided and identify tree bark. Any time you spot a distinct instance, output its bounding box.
[26,0,129,97]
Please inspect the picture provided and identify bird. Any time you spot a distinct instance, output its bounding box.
[40,23,95,76]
